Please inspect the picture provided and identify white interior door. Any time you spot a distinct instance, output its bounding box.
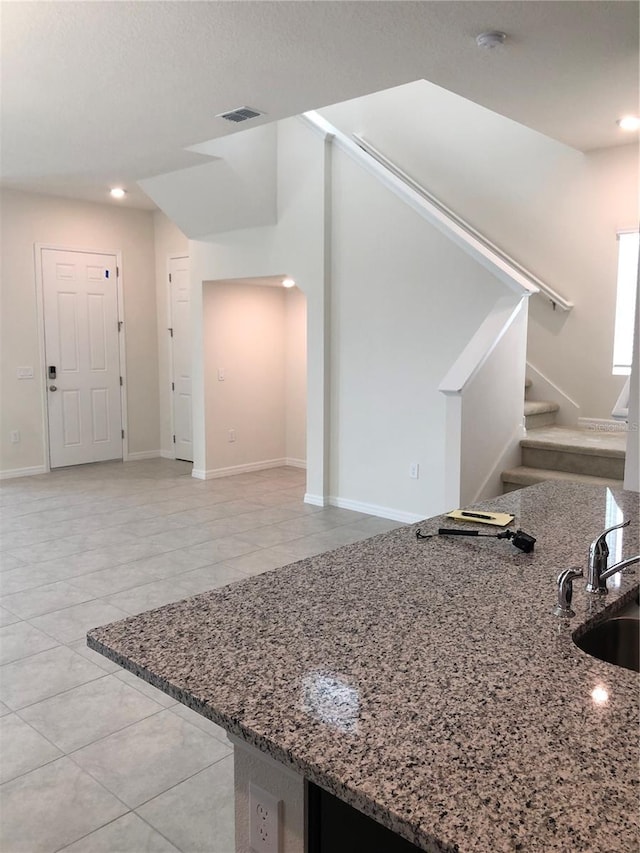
[169,255,193,462]
[42,248,123,468]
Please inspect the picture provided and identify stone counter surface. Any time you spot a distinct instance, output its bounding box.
[87,482,639,853]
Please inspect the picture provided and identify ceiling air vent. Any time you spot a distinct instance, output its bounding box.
[216,106,265,123]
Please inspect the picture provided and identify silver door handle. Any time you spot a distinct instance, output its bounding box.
[49,385,57,391]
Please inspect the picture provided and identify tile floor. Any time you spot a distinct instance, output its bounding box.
[0,459,401,852]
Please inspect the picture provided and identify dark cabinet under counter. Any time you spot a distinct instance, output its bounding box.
[307,782,423,853]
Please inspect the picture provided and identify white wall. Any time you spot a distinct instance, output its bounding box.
[329,148,504,518]
[190,118,329,494]
[320,80,639,420]
[140,124,277,239]
[0,188,159,474]
[189,118,512,519]
[284,287,307,465]
[202,280,300,475]
[153,210,189,457]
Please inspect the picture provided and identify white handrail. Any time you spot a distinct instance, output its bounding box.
[300,111,571,312]
[354,135,571,312]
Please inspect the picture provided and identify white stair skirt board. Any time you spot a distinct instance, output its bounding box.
[126,450,162,461]
[0,465,48,480]
[329,496,424,524]
[191,458,292,480]
[524,362,580,427]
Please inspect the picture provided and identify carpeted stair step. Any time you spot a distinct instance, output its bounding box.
[520,426,626,480]
[524,400,559,429]
[501,466,624,493]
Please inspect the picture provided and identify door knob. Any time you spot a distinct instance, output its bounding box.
[49,385,57,391]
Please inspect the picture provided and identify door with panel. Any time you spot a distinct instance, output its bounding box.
[42,248,123,468]
[169,255,193,462]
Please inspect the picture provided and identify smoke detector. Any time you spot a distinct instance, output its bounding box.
[475,31,507,49]
[216,106,265,123]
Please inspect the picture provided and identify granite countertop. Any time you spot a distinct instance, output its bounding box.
[87,481,640,853]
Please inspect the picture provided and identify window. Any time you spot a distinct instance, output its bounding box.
[612,230,639,375]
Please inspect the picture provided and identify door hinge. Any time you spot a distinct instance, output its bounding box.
[171,382,175,391]
[169,273,172,283]
[121,429,125,439]
[118,320,123,332]
[173,434,176,444]
[168,327,173,337]
[119,376,123,386]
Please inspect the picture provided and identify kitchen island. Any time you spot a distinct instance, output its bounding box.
[88,481,639,852]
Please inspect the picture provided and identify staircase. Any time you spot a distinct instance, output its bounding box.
[501,380,626,493]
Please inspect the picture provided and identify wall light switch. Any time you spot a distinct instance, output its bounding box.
[217,368,225,381]
[17,367,34,379]
[409,462,419,479]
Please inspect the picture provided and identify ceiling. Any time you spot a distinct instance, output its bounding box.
[1,1,638,211]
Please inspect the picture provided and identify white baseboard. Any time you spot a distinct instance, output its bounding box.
[329,496,423,524]
[285,457,306,469]
[304,493,328,507]
[578,417,628,433]
[191,458,291,481]
[125,450,161,461]
[0,465,47,480]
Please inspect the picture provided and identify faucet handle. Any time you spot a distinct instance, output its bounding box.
[589,519,630,562]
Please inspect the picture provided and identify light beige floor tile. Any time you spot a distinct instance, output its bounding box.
[222,549,292,575]
[0,646,106,710]
[30,600,130,644]
[114,670,179,707]
[0,700,11,716]
[59,813,180,853]
[137,756,235,853]
[182,535,259,566]
[72,711,231,808]
[0,621,59,665]
[0,714,62,783]
[0,604,22,626]
[69,639,122,673]
[68,564,160,598]
[144,525,216,550]
[5,534,98,565]
[104,580,190,616]
[126,548,214,580]
[0,756,128,853]
[20,674,164,752]
[169,703,231,745]
[174,563,249,596]
[1,580,95,619]
[0,563,69,596]
[0,552,28,572]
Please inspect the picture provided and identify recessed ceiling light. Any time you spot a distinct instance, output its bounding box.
[110,187,126,199]
[617,115,640,132]
[282,277,295,288]
[475,31,507,49]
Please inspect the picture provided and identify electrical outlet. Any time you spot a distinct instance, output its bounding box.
[228,429,236,443]
[409,462,419,479]
[10,430,20,443]
[249,783,280,853]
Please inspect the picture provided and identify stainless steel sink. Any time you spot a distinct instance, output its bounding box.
[574,617,640,673]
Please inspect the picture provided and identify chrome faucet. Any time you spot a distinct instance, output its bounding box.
[586,520,635,594]
[554,519,639,617]
[554,567,584,618]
